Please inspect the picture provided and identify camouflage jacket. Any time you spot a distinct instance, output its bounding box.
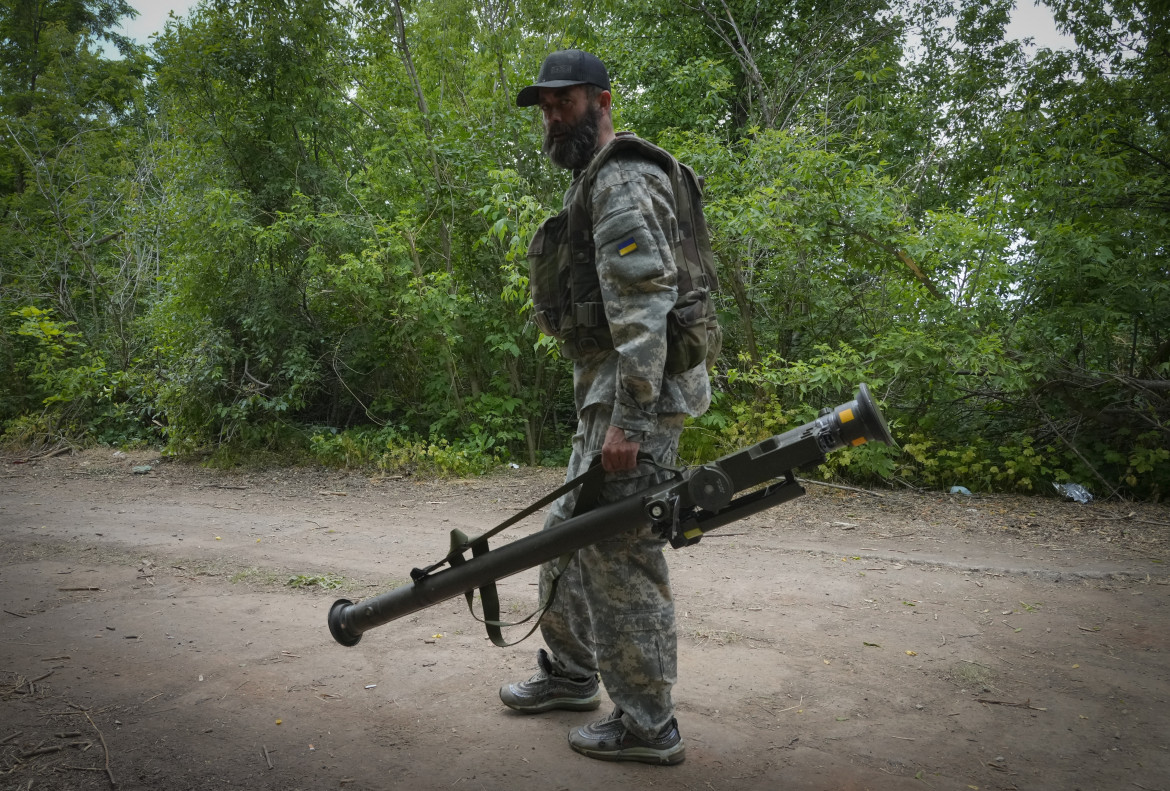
[566,142,711,435]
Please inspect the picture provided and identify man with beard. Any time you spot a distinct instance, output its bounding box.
[499,49,711,766]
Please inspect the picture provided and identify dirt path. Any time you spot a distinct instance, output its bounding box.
[2,449,1168,791]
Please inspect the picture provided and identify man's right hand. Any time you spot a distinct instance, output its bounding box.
[601,425,640,472]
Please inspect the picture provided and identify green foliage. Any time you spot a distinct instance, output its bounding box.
[308,424,502,478]
[380,435,504,478]
[1,0,1166,499]
[3,307,156,447]
[900,433,1067,493]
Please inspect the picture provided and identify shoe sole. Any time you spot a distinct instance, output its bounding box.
[568,740,686,765]
[500,689,602,714]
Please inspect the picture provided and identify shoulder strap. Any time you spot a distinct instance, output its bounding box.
[409,462,606,583]
[407,460,607,648]
[456,460,608,647]
[566,134,677,323]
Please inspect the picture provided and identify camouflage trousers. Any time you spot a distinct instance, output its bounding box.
[538,403,684,740]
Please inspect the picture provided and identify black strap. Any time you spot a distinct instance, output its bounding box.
[409,460,607,583]
[455,459,609,647]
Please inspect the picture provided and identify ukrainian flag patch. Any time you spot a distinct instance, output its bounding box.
[617,237,638,256]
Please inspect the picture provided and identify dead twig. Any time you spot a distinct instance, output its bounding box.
[19,741,92,759]
[797,477,885,497]
[5,443,74,463]
[20,743,63,759]
[1072,512,1136,522]
[262,744,274,769]
[976,697,1047,711]
[83,709,117,789]
[24,670,53,694]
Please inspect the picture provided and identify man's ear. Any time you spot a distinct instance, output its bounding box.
[597,90,612,114]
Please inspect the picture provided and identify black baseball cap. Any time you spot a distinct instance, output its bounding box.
[516,49,610,107]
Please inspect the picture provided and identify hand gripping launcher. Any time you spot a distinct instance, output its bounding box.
[328,384,895,647]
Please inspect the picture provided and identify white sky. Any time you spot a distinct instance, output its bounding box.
[1004,0,1074,50]
[116,0,1074,50]
[119,0,198,45]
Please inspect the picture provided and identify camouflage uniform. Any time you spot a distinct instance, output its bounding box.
[538,144,710,741]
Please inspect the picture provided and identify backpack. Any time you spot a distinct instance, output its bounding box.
[527,133,722,374]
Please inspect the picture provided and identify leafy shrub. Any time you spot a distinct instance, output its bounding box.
[3,307,157,449]
[898,433,1069,493]
[309,425,502,477]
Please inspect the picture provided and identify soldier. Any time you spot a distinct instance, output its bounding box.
[500,49,711,765]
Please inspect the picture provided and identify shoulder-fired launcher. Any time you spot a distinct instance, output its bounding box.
[328,384,895,647]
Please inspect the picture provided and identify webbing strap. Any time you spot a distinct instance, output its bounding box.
[409,462,606,583]
[454,459,609,647]
[455,540,572,648]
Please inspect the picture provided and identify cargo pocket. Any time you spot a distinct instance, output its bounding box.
[527,210,571,339]
[665,289,710,374]
[613,610,673,681]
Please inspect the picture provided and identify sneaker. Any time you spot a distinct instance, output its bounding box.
[568,707,686,765]
[499,649,601,713]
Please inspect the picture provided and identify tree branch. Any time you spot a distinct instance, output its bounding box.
[71,230,123,252]
[846,227,946,300]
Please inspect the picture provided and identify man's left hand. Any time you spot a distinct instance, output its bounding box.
[601,425,640,472]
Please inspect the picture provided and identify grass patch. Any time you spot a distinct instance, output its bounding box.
[285,572,346,590]
[949,660,996,690]
[229,566,285,586]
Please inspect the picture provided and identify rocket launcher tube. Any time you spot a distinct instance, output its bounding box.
[328,384,895,647]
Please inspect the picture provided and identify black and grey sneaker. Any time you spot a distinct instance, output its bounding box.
[568,707,686,765]
[499,649,601,713]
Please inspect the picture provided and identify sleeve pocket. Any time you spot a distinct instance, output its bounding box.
[594,205,665,283]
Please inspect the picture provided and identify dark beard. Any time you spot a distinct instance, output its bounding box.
[543,102,601,170]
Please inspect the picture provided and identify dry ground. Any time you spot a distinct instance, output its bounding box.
[1,449,1168,791]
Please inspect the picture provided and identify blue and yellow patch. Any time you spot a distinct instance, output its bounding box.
[617,237,638,256]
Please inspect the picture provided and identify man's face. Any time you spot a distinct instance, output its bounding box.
[538,85,601,170]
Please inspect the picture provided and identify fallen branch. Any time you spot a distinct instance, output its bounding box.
[4,443,74,464]
[976,697,1047,711]
[19,740,91,759]
[20,743,64,759]
[1030,393,1123,501]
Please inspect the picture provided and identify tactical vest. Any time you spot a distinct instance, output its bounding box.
[527,133,722,375]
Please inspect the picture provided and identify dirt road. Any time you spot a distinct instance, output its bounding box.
[2,450,1168,790]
